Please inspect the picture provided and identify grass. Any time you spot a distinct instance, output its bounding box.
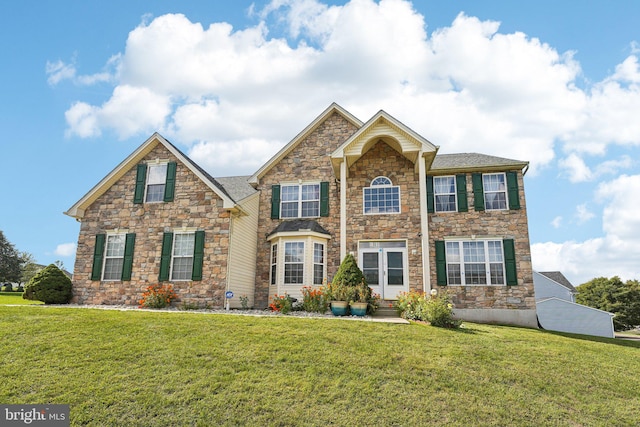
[0,292,43,305]
[0,306,639,426]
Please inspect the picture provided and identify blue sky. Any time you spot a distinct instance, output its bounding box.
[1,0,639,285]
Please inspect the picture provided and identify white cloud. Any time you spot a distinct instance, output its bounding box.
[46,60,76,85]
[574,203,594,225]
[551,216,562,229]
[54,243,77,257]
[532,174,640,284]
[559,153,592,182]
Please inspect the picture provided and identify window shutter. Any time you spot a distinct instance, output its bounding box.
[506,171,520,210]
[163,161,177,202]
[192,230,205,281]
[435,240,447,286]
[159,232,173,282]
[426,176,434,213]
[133,164,147,204]
[456,174,468,212]
[503,239,517,285]
[472,173,485,211]
[320,181,330,217]
[121,233,136,281]
[91,234,106,281]
[271,184,281,219]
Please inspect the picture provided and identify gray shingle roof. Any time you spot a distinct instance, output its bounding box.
[539,271,578,292]
[431,153,528,172]
[267,220,331,237]
[215,176,257,202]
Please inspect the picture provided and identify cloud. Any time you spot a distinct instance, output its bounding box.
[574,203,594,225]
[46,60,76,85]
[551,216,562,229]
[559,153,592,182]
[54,243,77,257]
[532,174,640,284]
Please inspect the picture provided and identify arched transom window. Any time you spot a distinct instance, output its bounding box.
[363,176,400,214]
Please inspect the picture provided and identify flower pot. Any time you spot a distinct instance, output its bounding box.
[330,301,348,316]
[350,302,368,316]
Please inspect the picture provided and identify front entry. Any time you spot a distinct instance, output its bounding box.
[358,241,408,300]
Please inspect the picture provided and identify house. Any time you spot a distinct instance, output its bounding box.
[533,271,614,338]
[65,103,537,327]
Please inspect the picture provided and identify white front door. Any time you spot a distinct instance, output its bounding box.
[359,241,408,300]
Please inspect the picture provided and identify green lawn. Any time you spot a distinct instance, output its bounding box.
[1,306,638,426]
[0,292,43,305]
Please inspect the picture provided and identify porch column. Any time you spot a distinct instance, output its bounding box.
[340,159,347,262]
[418,151,431,292]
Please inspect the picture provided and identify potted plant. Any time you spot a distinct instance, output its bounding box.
[327,281,350,316]
[349,280,371,316]
[331,254,368,316]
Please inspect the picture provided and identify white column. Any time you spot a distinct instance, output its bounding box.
[340,159,347,262]
[418,151,431,292]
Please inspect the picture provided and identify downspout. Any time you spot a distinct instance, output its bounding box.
[340,159,347,262]
[224,209,236,308]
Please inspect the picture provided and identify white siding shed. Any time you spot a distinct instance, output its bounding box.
[536,297,615,338]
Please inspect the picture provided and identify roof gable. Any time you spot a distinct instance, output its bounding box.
[249,103,363,185]
[538,271,578,293]
[65,133,237,219]
[330,110,438,176]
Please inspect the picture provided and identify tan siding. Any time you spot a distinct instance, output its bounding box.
[227,193,259,308]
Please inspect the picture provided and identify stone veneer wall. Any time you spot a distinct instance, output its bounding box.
[254,112,359,308]
[345,140,424,293]
[72,143,231,307]
[428,171,536,310]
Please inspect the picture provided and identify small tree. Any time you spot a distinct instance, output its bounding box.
[0,230,22,284]
[23,264,73,304]
[577,276,640,331]
[332,253,366,288]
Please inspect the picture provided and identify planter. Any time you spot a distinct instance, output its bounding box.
[330,301,348,316]
[350,302,368,316]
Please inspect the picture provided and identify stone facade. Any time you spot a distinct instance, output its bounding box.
[72,143,231,307]
[254,112,358,308]
[428,171,536,310]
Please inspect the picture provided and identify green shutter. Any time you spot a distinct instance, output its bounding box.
[472,173,485,211]
[320,181,330,217]
[163,161,177,202]
[503,239,517,286]
[121,233,136,281]
[506,171,520,210]
[192,230,205,281]
[271,184,281,219]
[456,174,468,212]
[426,176,434,213]
[159,232,173,282]
[435,240,447,286]
[133,164,147,204]
[91,234,106,280]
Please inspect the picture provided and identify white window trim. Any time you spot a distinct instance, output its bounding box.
[434,175,457,213]
[144,162,169,204]
[170,231,195,281]
[270,244,278,286]
[268,235,330,293]
[313,242,325,286]
[363,176,401,215]
[483,172,508,211]
[280,182,321,219]
[102,233,126,281]
[445,240,506,286]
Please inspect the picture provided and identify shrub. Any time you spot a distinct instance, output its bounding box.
[239,294,249,310]
[394,290,461,328]
[23,264,73,304]
[3,283,13,292]
[301,286,329,313]
[332,253,366,288]
[269,294,293,314]
[139,284,177,308]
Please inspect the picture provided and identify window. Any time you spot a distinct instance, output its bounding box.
[434,176,456,212]
[281,184,320,218]
[483,173,507,210]
[313,243,324,285]
[171,233,195,281]
[103,234,125,281]
[444,240,505,285]
[364,176,400,214]
[270,244,278,286]
[134,162,177,204]
[284,242,304,285]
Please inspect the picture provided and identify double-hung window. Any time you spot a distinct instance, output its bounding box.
[159,230,205,282]
[434,176,457,212]
[270,244,278,286]
[436,239,517,286]
[91,233,136,281]
[103,234,126,281]
[145,164,168,203]
[133,161,177,204]
[171,233,195,281]
[483,173,507,210]
[363,176,400,214]
[281,184,320,218]
[284,242,305,285]
[313,243,324,285]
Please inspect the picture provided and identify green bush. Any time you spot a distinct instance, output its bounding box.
[2,283,13,292]
[332,253,366,288]
[23,264,72,304]
[394,291,461,328]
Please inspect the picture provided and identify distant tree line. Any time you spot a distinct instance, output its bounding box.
[577,276,640,331]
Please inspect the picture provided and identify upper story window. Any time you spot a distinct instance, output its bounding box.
[281,184,320,218]
[134,161,177,204]
[271,182,329,219]
[364,176,400,214]
[483,173,507,210]
[434,176,457,212]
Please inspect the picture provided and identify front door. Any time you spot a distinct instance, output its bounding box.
[359,241,408,300]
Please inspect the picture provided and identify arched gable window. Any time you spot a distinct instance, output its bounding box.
[363,176,400,214]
